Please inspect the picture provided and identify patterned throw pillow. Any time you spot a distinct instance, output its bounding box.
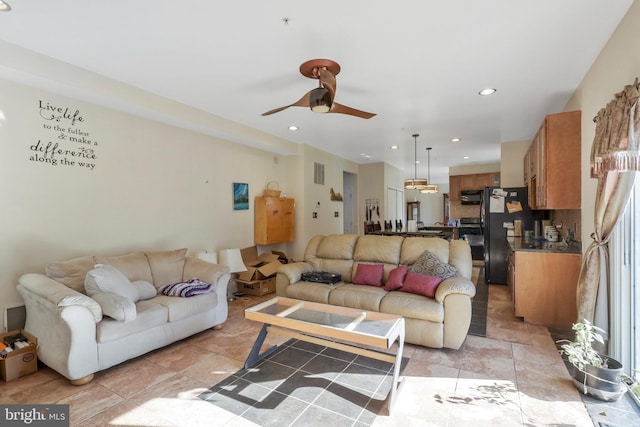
[409,250,458,279]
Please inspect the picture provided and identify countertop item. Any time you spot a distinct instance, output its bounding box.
[507,237,582,254]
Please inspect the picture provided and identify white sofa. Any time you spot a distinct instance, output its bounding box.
[276,234,476,349]
[16,248,230,384]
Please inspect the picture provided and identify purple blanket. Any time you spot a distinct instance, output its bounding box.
[159,278,213,297]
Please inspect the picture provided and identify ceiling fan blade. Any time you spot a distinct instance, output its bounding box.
[261,90,312,116]
[330,102,377,119]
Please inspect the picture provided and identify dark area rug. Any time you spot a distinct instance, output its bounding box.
[200,339,409,427]
[468,266,488,337]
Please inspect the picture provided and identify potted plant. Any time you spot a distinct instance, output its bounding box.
[557,319,627,401]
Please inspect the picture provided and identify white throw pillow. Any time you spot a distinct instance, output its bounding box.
[85,264,138,321]
[132,280,157,300]
[91,293,136,322]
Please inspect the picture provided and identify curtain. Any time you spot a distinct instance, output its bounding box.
[576,79,640,337]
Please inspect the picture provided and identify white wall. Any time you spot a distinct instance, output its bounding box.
[500,140,530,187]
[0,79,295,330]
[563,0,640,246]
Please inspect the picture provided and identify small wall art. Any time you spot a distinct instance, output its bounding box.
[233,182,249,210]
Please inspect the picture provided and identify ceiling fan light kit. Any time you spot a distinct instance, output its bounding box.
[404,134,429,191]
[309,87,332,113]
[262,59,376,119]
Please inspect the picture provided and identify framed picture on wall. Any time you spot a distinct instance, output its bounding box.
[233,182,249,210]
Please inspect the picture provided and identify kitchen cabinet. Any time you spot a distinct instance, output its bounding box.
[526,110,581,209]
[510,249,581,329]
[449,172,500,201]
[449,175,462,201]
[254,197,295,245]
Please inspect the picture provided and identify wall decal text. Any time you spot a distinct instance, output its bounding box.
[30,99,99,170]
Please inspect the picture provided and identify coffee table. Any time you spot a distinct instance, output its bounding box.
[244,296,405,412]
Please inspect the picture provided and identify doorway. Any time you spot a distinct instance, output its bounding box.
[343,171,357,234]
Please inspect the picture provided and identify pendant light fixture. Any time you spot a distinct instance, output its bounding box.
[421,147,439,193]
[404,134,428,190]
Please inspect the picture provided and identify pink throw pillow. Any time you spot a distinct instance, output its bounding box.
[384,265,408,291]
[353,263,384,286]
[401,272,443,298]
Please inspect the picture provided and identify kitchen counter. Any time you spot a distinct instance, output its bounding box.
[507,236,582,254]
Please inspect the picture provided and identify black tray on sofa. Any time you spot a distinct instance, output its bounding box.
[301,271,342,284]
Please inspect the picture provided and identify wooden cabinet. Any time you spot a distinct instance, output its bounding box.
[525,110,581,209]
[449,175,462,201]
[449,172,500,201]
[254,197,295,245]
[511,250,581,329]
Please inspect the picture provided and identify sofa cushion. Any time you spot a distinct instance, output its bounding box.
[409,250,458,279]
[151,291,218,322]
[384,265,408,291]
[353,263,384,286]
[315,235,358,260]
[97,300,168,343]
[353,235,403,264]
[380,291,445,323]
[399,237,451,266]
[45,255,96,294]
[94,251,153,283]
[145,248,188,289]
[402,272,443,298]
[287,282,334,304]
[328,283,387,312]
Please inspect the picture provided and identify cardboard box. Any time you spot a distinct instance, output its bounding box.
[238,246,283,282]
[236,278,276,296]
[271,250,289,264]
[1,329,38,382]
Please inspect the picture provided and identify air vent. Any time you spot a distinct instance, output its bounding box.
[314,162,325,185]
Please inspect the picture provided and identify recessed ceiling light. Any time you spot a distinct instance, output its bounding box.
[463,156,470,159]
[288,125,299,131]
[390,145,399,150]
[451,138,462,143]
[360,153,371,159]
[0,1,11,11]
[479,88,496,96]
[415,160,420,164]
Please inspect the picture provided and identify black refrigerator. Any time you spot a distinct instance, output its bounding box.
[481,186,534,284]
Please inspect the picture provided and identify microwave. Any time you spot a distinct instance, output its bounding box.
[460,190,483,205]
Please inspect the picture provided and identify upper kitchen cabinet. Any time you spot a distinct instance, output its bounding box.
[449,172,500,201]
[525,110,581,210]
[449,175,462,201]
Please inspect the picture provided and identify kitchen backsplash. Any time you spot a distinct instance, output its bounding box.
[550,209,582,241]
[449,201,483,220]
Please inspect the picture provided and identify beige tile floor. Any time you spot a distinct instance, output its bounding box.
[0,286,595,427]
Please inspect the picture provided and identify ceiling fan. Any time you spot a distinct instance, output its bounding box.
[261,59,376,119]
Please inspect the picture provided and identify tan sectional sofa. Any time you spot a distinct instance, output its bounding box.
[276,234,476,349]
[16,248,229,384]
